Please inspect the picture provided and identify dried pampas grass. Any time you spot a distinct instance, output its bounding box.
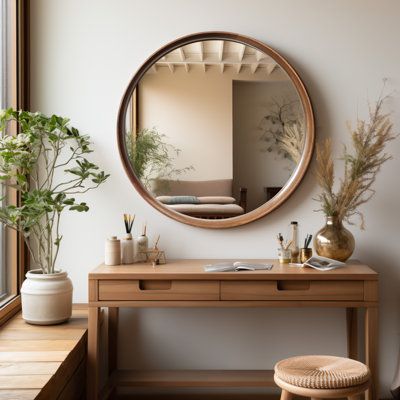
[280,121,305,164]
[315,94,397,229]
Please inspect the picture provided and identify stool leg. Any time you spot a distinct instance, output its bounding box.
[280,389,293,400]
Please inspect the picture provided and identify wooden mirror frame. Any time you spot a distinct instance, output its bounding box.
[117,31,315,229]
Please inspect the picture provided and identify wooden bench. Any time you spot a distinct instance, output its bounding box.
[0,305,87,400]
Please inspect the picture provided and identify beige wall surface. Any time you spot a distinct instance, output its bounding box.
[233,80,299,211]
[138,66,291,185]
[30,1,400,397]
[139,68,234,181]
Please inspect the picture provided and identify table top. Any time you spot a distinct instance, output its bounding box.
[89,259,378,281]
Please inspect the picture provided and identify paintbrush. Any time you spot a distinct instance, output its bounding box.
[284,240,293,250]
[304,234,312,249]
[142,222,147,236]
[123,214,135,234]
[129,214,135,233]
[154,234,160,249]
[277,233,284,249]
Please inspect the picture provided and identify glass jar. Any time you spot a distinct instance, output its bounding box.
[278,248,292,264]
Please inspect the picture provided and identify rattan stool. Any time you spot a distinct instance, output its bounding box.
[274,355,371,399]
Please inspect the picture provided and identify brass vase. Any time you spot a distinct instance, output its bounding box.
[314,216,355,262]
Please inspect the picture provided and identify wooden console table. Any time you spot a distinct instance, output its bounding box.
[87,259,378,400]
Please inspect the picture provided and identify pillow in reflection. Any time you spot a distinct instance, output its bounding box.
[157,196,200,205]
[197,196,236,204]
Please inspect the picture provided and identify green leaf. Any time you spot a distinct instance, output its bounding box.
[69,202,89,212]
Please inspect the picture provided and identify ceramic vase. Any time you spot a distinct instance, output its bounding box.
[314,216,355,262]
[21,269,73,325]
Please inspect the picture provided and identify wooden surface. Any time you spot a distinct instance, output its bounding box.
[88,259,379,400]
[0,306,87,400]
[99,280,220,301]
[112,395,391,400]
[88,307,100,400]
[90,259,378,280]
[347,308,358,360]
[220,280,364,301]
[365,306,379,400]
[113,395,305,400]
[114,370,275,387]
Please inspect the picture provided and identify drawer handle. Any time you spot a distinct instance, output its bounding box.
[139,280,172,291]
[277,281,310,291]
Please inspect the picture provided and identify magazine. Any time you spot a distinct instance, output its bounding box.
[303,255,346,271]
[204,261,273,272]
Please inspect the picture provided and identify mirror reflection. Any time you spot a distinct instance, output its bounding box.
[125,40,305,219]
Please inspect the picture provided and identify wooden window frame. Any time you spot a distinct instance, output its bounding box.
[0,0,30,325]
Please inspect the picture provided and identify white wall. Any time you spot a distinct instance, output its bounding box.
[30,1,400,397]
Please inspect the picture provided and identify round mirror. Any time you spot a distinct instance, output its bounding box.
[117,32,314,228]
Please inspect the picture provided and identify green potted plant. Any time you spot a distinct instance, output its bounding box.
[126,128,193,191]
[0,109,109,324]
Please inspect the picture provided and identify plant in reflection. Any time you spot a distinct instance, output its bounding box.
[0,109,109,274]
[315,94,396,228]
[126,128,193,191]
[259,98,304,163]
[279,121,305,164]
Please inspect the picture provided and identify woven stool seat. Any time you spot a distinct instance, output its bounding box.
[274,355,370,390]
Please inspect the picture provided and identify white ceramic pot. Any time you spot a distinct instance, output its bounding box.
[21,269,73,325]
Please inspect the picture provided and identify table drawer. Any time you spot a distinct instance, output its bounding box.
[220,280,364,301]
[98,280,219,301]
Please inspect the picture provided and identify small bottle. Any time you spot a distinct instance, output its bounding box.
[137,234,148,262]
[105,236,121,265]
[136,223,148,262]
[136,234,148,262]
[121,233,135,264]
[289,221,299,263]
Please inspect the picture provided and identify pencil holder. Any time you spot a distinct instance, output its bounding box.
[278,248,291,264]
[300,248,313,263]
[121,233,135,264]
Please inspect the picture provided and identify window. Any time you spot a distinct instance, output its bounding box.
[0,0,17,307]
[0,0,29,322]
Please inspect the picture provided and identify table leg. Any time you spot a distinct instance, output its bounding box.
[87,306,100,400]
[108,307,119,375]
[365,306,378,400]
[347,308,358,360]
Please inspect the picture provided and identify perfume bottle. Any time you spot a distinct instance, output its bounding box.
[289,221,299,263]
[137,223,148,262]
[137,234,148,262]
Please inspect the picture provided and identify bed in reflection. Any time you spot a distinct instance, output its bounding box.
[152,179,247,219]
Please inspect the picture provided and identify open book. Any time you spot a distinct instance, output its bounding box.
[204,262,273,272]
[303,255,346,271]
